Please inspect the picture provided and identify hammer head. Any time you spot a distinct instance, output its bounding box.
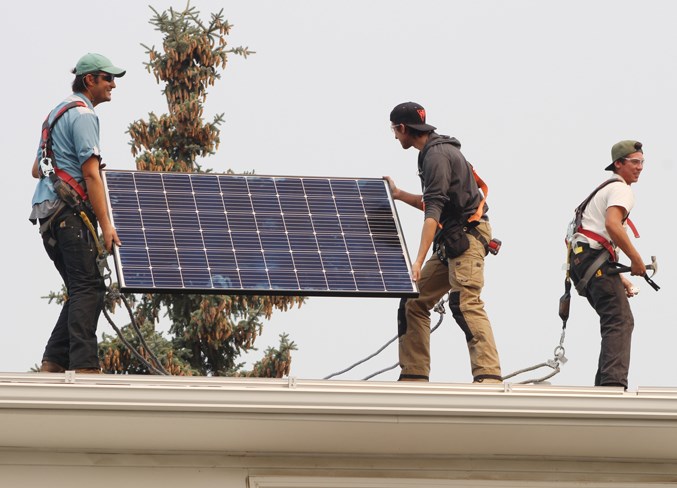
[647,255,658,277]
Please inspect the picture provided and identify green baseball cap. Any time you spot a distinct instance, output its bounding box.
[73,53,126,77]
[606,140,643,171]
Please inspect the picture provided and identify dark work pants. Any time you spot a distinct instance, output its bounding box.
[41,209,105,370]
[570,246,634,388]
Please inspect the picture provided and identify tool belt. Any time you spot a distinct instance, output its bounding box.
[434,221,501,264]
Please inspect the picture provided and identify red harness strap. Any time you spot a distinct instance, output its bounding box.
[40,100,89,201]
[577,217,640,262]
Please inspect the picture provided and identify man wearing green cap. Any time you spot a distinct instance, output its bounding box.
[568,140,646,388]
[29,53,125,374]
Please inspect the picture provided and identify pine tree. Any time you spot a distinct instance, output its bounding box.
[99,3,304,377]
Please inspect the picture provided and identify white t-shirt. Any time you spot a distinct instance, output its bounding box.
[573,176,635,251]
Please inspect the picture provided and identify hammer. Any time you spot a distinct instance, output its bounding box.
[607,256,660,291]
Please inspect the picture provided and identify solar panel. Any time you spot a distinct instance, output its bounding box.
[103,170,418,297]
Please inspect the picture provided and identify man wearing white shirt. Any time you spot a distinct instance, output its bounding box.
[569,140,646,388]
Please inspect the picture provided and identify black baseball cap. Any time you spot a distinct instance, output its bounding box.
[390,102,436,131]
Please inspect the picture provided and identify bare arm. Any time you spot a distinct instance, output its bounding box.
[32,158,39,178]
[384,176,424,211]
[606,205,645,276]
[82,157,121,253]
[411,217,439,282]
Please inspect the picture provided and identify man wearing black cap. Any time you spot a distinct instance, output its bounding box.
[569,140,646,388]
[29,53,125,374]
[385,102,502,383]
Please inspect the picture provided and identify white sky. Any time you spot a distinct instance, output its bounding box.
[2,0,675,389]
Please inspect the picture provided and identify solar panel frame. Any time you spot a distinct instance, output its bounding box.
[103,170,418,298]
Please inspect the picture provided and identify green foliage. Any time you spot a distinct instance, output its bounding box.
[98,3,304,377]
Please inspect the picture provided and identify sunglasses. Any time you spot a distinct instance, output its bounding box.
[94,72,115,82]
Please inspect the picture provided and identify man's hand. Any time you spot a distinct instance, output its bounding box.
[411,258,423,282]
[621,275,638,298]
[384,176,400,199]
[101,226,121,254]
[383,175,424,210]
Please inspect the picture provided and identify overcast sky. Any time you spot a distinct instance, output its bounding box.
[3,0,675,389]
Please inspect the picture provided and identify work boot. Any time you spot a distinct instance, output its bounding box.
[74,368,103,374]
[39,360,66,373]
[473,377,502,384]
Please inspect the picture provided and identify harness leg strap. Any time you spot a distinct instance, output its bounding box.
[574,251,611,296]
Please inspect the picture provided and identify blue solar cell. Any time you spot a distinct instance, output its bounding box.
[177,249,209,268]
[116,228,146,248]
[152,268,184,288]
[112,209,143,229]
[329,179,361,198]
[287,233,318,252]
[141,211,171,229]
[166,191,197,212]
[311,214,341,233]
[297,270,328,290]
[162,173,193,193]
[256,214,286,233]
[279,195,309,214]
[339,215,370,234]
[265,251,294,270]
[251,193,282,214]
[119,247,150,268]
[223,196,254,213]
[324,271,356,291]
[321,252,351,271]
[260,232,291,251]
[183,269,213,288]
[292,252,322,270]
[347,253,380,271]
[198,212,228,231]
[240,269,270,288]
[104,171,416,297]
[247,177,276,193]
[190,174,221,193]
[355,272,386,291]
[268,271,300,290]
[235,251,266,270]
[144,228,174,248]
[171,212,200,230]
[231,232,261,250]
[334,198,366,214]
[121,268,154,288]
[206,250,237,269]
[307,197,337,215]
[148,249,179,269]
[195,192,224,212]
[203,231,232,249]
[316,233,347,253]
[302,179,332,196]
[109,191,139,208]
[218,176,248,194]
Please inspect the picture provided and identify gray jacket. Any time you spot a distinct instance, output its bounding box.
[417,133,486,228]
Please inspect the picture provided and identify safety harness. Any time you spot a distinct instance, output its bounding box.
[37,100,105,261]
[433,165,501,264]
[565,177,639,296]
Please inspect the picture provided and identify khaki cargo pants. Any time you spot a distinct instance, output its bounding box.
[398,221,502,382]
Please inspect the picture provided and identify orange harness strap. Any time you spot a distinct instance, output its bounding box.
[467,165,488,223]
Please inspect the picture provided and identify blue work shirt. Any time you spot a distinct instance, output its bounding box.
[30,93,100,220]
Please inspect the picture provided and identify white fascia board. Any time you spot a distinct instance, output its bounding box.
[0,374,675,419]
[2,374,677,459]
